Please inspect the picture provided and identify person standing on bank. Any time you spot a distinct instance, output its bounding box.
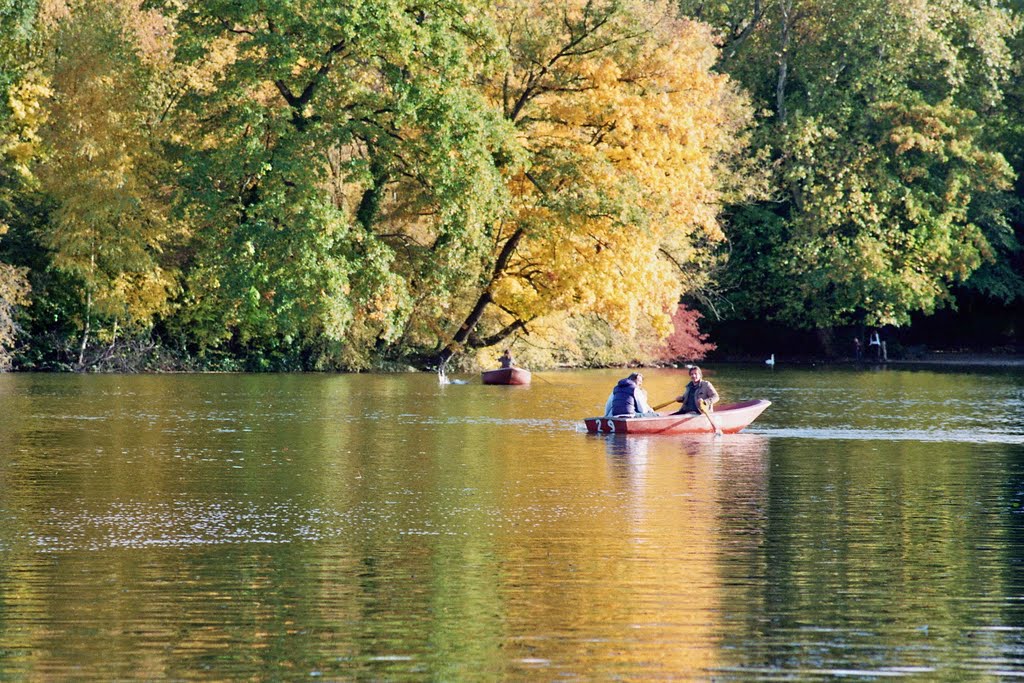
[671,365,720,415]
[604,372,658,417]
[868,330,882,361]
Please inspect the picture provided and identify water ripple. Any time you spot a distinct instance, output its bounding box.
[750,427,1024,444]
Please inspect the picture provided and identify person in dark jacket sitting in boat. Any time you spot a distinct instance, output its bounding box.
[499,349,515,368]
[671,365,719,415]
[603,372,658,417]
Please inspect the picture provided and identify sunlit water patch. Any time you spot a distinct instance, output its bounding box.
[15,490,628,552]
[3,368,1024,680]
[751,427,1024,444]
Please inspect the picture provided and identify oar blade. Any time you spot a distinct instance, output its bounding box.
[699,400,723,436]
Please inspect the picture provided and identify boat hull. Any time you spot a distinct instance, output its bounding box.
[481,367,532,385]
[584,399,771,435]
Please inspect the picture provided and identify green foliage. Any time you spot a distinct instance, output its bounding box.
[156,0,512,365]
[0,0,37,78]
[0,0,41,369]
[1,183,108,370]
[777,98,1013,327]
[963,3,1024,304]
[687,0,1023,330]
[716,203,792,321]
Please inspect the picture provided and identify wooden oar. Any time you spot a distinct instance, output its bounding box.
[699,399,723,436]
[652,398,677,411]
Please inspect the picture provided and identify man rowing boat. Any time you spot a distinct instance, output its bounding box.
[669,365,719,415]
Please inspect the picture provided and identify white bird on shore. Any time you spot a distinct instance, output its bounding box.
[765,354,775,367]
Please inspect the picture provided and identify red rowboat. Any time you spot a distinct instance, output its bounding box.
[584,399,771,435]
[481,367,532,385]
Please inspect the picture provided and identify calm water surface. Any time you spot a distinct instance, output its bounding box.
[1,366,1023,680]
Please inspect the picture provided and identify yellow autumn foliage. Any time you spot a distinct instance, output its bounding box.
[481,0,755,348]
[0,226,32,371]
[1,69,52,179]
[37,0,180,334]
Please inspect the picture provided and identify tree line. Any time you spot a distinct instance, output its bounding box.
[0,0,1020,371]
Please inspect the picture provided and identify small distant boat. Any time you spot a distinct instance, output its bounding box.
[481,367,532,385]
[584,399,771,435]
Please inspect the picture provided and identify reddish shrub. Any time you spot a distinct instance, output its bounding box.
[653,305,715,362]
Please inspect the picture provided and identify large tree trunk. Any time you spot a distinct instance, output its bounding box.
[437,227,525,366]
[438,291,493,366]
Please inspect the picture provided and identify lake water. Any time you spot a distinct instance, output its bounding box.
[1,365,1023,680]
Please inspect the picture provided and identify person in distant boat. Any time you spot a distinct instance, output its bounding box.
[499,349,515,368]
[604,372,658,417]
[671,365,719,415]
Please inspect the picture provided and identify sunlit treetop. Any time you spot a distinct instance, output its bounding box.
[473,0,757,344]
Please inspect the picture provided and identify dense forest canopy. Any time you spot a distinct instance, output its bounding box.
[0,0,1020,371]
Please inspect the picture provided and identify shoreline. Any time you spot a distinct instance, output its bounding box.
[707,352,1024,368]
[5,352,1023,374]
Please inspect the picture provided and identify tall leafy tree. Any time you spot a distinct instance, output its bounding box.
[0,0,40,369]
[960,0,1024,306]
[685,0,1020,330]
[34,0,179,367]
[439,0,758,364]
[152,0,511,368]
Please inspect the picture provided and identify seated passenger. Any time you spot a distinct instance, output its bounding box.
[603,372,658,417]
